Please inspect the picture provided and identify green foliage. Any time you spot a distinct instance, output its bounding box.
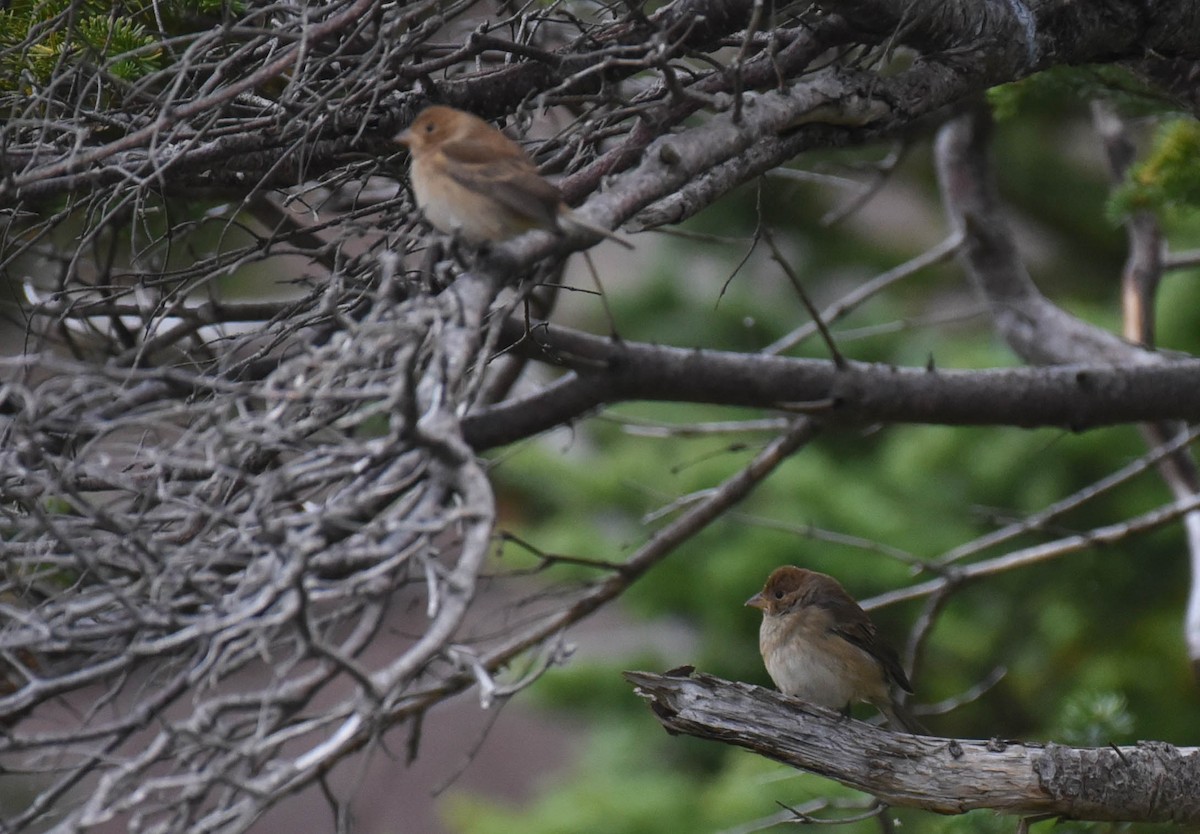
[2,1,149,91]
[533,659,664,718]
[1155,266,1200,355]
[446,725,873,834]
[988,66,1166,123]
[463,83,1200,834]
[1054,691,1135,748]
[77,15,157,80]
[1109,119,1200,220]
[0,0,243,95]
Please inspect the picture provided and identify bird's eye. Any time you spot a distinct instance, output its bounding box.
[773,590,784,600]
[424,123,435,133]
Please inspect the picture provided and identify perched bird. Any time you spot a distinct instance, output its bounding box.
[746,566,926,733]
[394,105,631,249]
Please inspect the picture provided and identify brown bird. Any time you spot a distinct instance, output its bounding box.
[746,566,926,733]
[394,105,631,249]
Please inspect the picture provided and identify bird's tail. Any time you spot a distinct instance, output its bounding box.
[879,697,929,735]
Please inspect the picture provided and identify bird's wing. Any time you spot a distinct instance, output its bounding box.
[439,134,529,165]
[806,579,916,694]
[436,136,556,223]
[440,142,562,229]
[484,163,563,228]
[829,617,914,694]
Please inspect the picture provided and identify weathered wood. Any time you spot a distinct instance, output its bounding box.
[623,669,1200,824]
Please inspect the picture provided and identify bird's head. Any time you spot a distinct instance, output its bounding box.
[394,106,473,155]
[745,565,817,617]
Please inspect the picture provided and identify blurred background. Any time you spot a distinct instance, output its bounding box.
[4,4,1200,830]
[417,83,1200,834]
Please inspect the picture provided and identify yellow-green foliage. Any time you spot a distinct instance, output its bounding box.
[0,0,242,96]
[1109,119,1200,219]
[2,1,151,91]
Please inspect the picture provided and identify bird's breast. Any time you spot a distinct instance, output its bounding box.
[409,156,533,243]
[759,613,886,709]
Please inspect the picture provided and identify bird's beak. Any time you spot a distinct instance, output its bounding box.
[394,129,412,148]
[745,592,766,610]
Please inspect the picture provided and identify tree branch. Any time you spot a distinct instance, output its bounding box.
[624,669,1200,824]
[463,320,1200,450]
[938,103,1200,677]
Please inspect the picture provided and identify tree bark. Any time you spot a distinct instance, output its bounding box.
[625,669,1200,824]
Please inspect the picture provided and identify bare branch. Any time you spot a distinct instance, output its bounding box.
[463,321,1200,450]
[5,1,1200,830]
[938,103,1200,677]
[864,489,1200,610]
[625,669,1200,824]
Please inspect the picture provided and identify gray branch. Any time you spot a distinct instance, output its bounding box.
[4,1,1200,831]
[625,669,1200,824]
[463,322,1200,450]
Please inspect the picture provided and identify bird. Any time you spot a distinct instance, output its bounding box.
[746,565,927,733]
[394,105,631,249]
